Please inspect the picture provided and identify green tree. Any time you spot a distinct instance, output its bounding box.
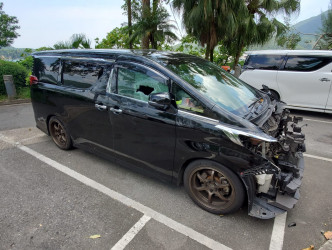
[54,33,91,49]
[95,26,139,49]
[225,0,300,68]
[141,0,150,49]
[277,17,301,49]
[128,0,133,49]
[0,2,20,47]
[213,42,237,66]
[174,34,205,57]
[121,0,142,48]
[17,48,33,72]
[127,0,177,49]
[36,46,54,51]
[315,1,332,49]
[172,0,240,62]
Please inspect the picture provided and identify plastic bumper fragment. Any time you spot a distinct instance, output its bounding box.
[249,197,285,219]
[248,154,304,219]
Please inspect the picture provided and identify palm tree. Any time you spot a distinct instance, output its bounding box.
[127,0,133,49]
[130,1,177,49]
[54,33,91,49]
[314,1,332,49]
[70,33,91,49]
[141,0,150,49]
[225,0,300,67]
[172,0,241,62]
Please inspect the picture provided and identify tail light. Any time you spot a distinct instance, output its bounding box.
[29,75,38,85]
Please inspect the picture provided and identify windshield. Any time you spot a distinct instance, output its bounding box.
[159,57,261,116]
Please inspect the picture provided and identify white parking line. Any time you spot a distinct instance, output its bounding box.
[269,212,287,250]
[303,118,332,124]
[3,134,330,250]
[14,143,232,250]
[304,154,332,163]
[111,215,151,250]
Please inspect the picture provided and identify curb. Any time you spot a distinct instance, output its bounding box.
[319,240,332,250]
[0,99,31,106]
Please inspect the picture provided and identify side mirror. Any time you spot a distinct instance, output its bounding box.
[148,92,171,110]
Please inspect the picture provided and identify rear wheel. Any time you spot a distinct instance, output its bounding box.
[184,160,244,215]
[49,117,72,150]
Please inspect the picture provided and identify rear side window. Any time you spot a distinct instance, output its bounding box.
[62,60,104,89]
[244,54,284,70]
[284,56,332,71]
[33,57,60,84]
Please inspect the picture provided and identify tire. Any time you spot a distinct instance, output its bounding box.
[184,160,245,215]
[48,117,72,150]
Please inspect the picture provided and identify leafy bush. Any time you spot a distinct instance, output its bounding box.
[17,56,33,85]
[17,55,33,71]
[0,60,29,96]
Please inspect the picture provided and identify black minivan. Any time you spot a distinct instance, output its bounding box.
[30,49,305,219]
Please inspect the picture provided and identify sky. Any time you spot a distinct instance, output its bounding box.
[1,0,331,49]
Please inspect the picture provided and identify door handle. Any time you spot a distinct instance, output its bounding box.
[95,103,107,111]
[110,107,123,114]
[320,78,331,82]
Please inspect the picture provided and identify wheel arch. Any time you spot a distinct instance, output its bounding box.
[176,158,254,211]
[261,88,280,100]
[46,114,55,135]
[176,157,244,186]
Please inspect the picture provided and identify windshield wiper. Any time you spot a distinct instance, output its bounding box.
[244,98,264,119]
[248,98,262,109]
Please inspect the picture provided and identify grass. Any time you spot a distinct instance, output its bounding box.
[0,86,30,102]
[17,87,31,99]
[0,94,7,101]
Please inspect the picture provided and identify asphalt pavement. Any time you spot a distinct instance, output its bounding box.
[0,103,331,250]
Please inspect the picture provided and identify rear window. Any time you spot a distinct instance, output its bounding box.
[244,54,284,70]
[62,60,104,89]
[33,57,60,84]
[283,56,332,72]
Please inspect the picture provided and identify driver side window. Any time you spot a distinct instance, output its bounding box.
[116,65,169,102]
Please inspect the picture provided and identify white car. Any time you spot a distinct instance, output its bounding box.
[240,50,332,113]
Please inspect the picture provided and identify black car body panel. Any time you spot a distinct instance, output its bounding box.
[30,49,306,219]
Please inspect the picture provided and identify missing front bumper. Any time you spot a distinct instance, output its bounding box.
[247,153,305,219]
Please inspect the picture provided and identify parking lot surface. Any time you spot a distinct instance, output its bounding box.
[0,103,331,250]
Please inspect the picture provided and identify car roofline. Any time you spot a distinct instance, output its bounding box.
[244,50,332,56]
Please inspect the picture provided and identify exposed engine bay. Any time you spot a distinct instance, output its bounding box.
[242,100,306,219]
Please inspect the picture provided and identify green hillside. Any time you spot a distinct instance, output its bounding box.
[250,11,326,50]
[293,11,327,34]
[0,47,27,61]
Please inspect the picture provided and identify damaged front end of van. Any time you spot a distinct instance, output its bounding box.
[219,101,306,219]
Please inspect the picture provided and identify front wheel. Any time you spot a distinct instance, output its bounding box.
[49,117,72,150]
[184,160,245,215]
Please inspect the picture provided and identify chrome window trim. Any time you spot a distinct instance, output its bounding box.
[111,93,148,104]
[35,55,116,63]
[35,55,61,58]
[178,110,219,123]
[60,56,116,63]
